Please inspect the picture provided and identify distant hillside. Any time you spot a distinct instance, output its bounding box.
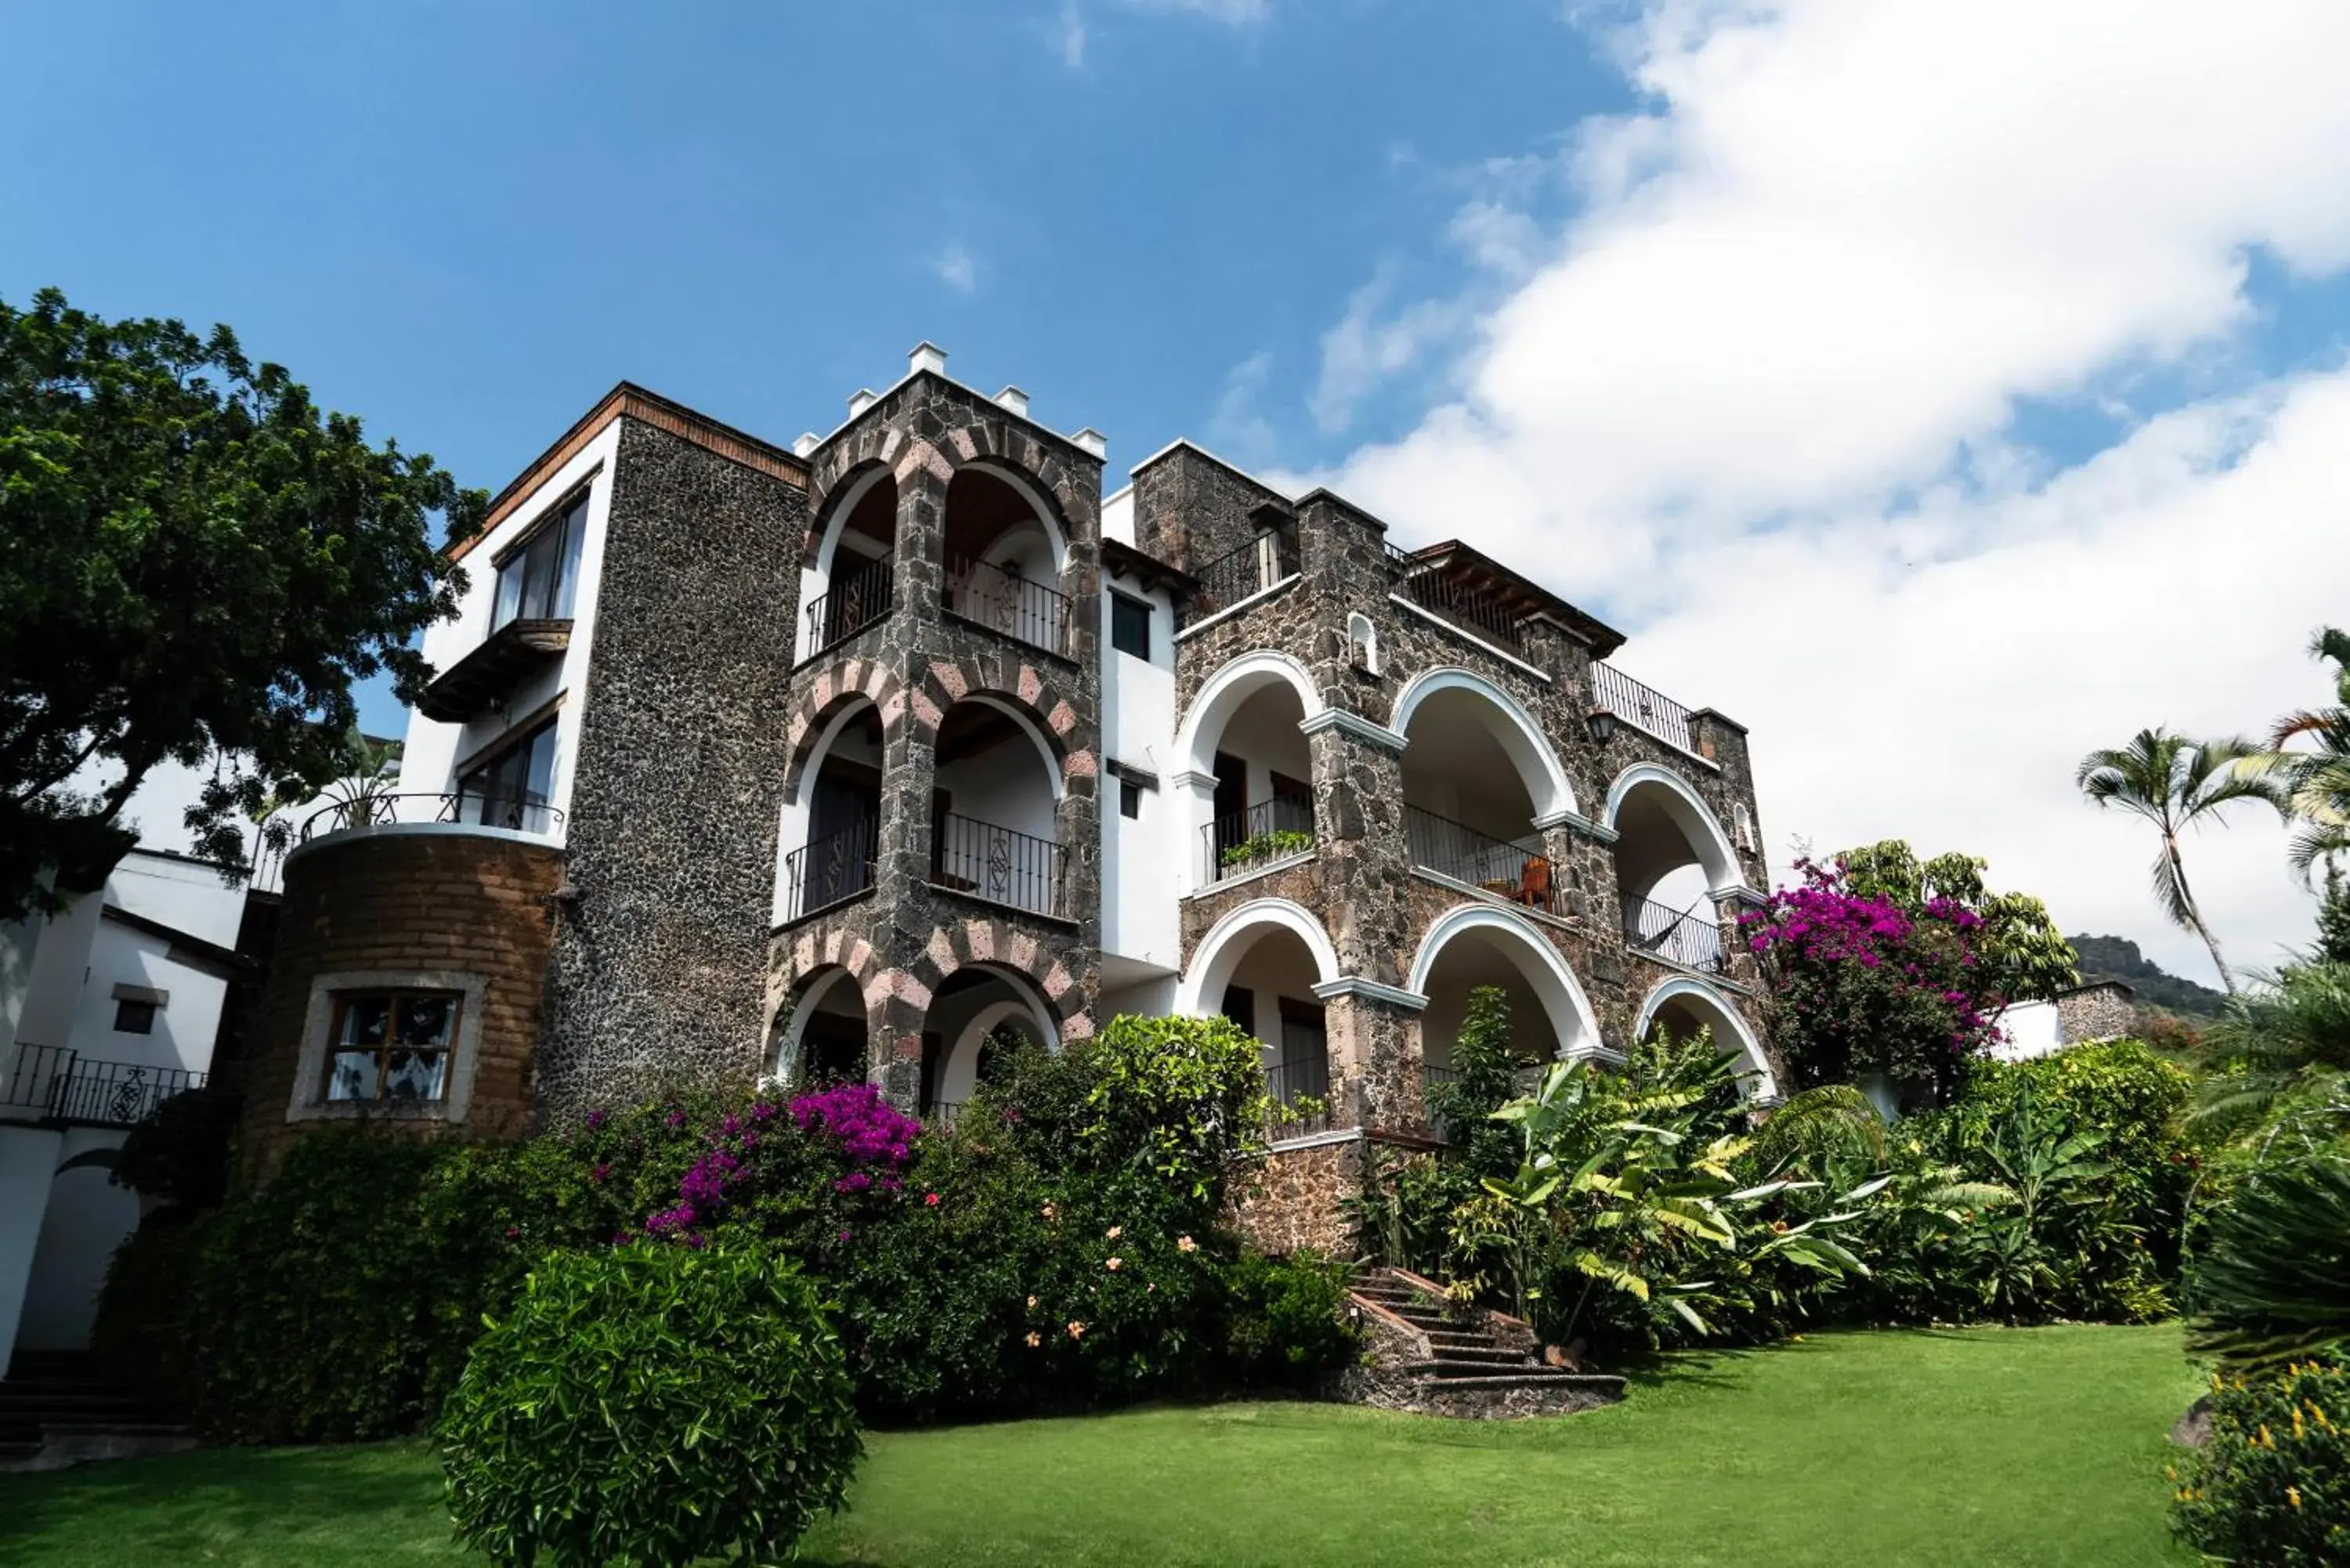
[2065,934,2229,1019]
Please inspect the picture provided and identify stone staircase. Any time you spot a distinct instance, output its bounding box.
[1336,1267,1625,1419]
[0,1351,194,1472]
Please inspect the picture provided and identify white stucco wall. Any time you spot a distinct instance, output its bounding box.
[400,420,623,843]
[15,1128,137,1352]
[0,1123,63,1375]
[1099,485,1135,546]
[1990,999,2066,1061]
[1098,567,1182,970]
[67,922,226,1078]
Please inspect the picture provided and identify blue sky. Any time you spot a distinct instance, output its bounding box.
[13,2,2350,982]
[5,2,1605,547]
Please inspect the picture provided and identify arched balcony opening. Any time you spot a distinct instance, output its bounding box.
[770,966,871,1089]
[1193,675,1314,887]
[1176,898,1343,1133]
[1637,977,1779,1104]
[918,964,1058,1126]
[1606,765,1745,975]
[802,468,898,659]
[1397,687,1567,918]
[778,701,884,923]
[941,464,1072,656]
[930,699,1066,919]
[1408,905,1602,1120]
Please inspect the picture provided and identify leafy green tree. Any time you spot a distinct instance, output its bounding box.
[1836,840,2079,1003]
[2250,626,2350,883]
[2076,729,2271,993]
[2317,866,2350,966]
[1425,985,1524,1180]
[0,287,483,915]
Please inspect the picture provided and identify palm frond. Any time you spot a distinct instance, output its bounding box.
[2187,1154,2350,1370]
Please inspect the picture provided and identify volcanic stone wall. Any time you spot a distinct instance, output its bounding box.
[534,416,809,1116]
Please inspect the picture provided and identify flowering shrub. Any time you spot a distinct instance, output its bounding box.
[2171,1353,2350,1566]
[1744,855,2009,1100]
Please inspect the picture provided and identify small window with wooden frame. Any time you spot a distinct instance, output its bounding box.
[325,989,463,1104]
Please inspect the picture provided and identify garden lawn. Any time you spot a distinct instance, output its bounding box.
[0,1324,2202,1567]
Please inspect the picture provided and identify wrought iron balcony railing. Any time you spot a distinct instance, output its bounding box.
[1384,544,1529,652]
[1201,793,1315,883]
[299,791,565,842]
[3,1044,208,1129]
[1622,892,1728,973]
[1178,526,1300,630]
[930,811,1068,919]
[1263,1057,1339,1140]
[782,815,880,923]
[945,557,1073,656]
[1590,662,1699,754]
[1404,805,1564,916]
[804,551,895,657]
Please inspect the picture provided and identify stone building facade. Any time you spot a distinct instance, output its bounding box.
[247,345,1781,1242]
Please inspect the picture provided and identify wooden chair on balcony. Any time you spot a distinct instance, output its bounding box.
[1513,856,1553,913]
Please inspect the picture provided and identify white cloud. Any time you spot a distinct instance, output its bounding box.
[1309,0,2350,982]
[1048,0,1266,67]
[933,242,979,294]
[1206,349,1279,464]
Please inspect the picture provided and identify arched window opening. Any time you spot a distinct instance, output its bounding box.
[803,471,898,658]
[920,966,1056,1124]
[1200,679,1314,885]
[1638,981,1777,1103]
[1418,927,1565,1084]
[781,705,883,922]
[1608,769,1742,975]
[1346,612,1379,677]
[941,466,1070,656]
[772,968,869,1089]
[1221,926,1334,1135]
[1401,685,1553,914]
[931,699,1065,918]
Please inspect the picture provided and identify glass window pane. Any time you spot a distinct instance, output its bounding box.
[327,1050,379,1102]
[494,562,522,630]
[554,500,588,618]
[339,997,390,1047]
[396,995,456,1046]
[523,722,559,812]
[383,1049,446,1102]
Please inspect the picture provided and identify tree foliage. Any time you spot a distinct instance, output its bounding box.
[0,287,483,912]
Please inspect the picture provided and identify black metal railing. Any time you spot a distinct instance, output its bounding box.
[1385,544,1528,652]
[1178,526,1300,630]
[804,551,895,657]
[299,791,565,842]
[930,812,1067,919]
[1404,805,1564,916]
[1622,893,1727,973]
[782,815,880,922]
[1590,662,1699,753]
[1202,793,1315,883]
[1421,1060,1461,1142]
[1264,1058,1337,1140]
[945,557,1072,656]
[3,1045,208,1128]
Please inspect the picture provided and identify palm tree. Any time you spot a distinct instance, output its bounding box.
[2250,626,2350,882]
[2075,729,2269,994]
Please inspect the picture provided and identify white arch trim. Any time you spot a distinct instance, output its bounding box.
[1405,901,1603,1060]
[1173,649,1325,780]
[812,464,895,579]
[1174,897,1343,1016]
[1389,665,1577,819]
[769,967,859,1081]
[938,992,1058,1104]
[1603,762,1748,894]
[958,458,1072,574]
[955,693,1067,802]
[1634,976,1780,1103]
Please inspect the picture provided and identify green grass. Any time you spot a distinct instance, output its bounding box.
[0,1325,2201,1566]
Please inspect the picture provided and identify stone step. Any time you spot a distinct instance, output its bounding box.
[1418,1345,1531,1364]
[1412,1371,1620,1392]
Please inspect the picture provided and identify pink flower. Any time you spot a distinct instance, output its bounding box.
[925,1191,942,1207]
[1106,1256,1123,1271]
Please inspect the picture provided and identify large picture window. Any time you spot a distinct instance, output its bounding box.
[326,990,461,1104]
[457,717,559,831]
[493,491,589,629]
